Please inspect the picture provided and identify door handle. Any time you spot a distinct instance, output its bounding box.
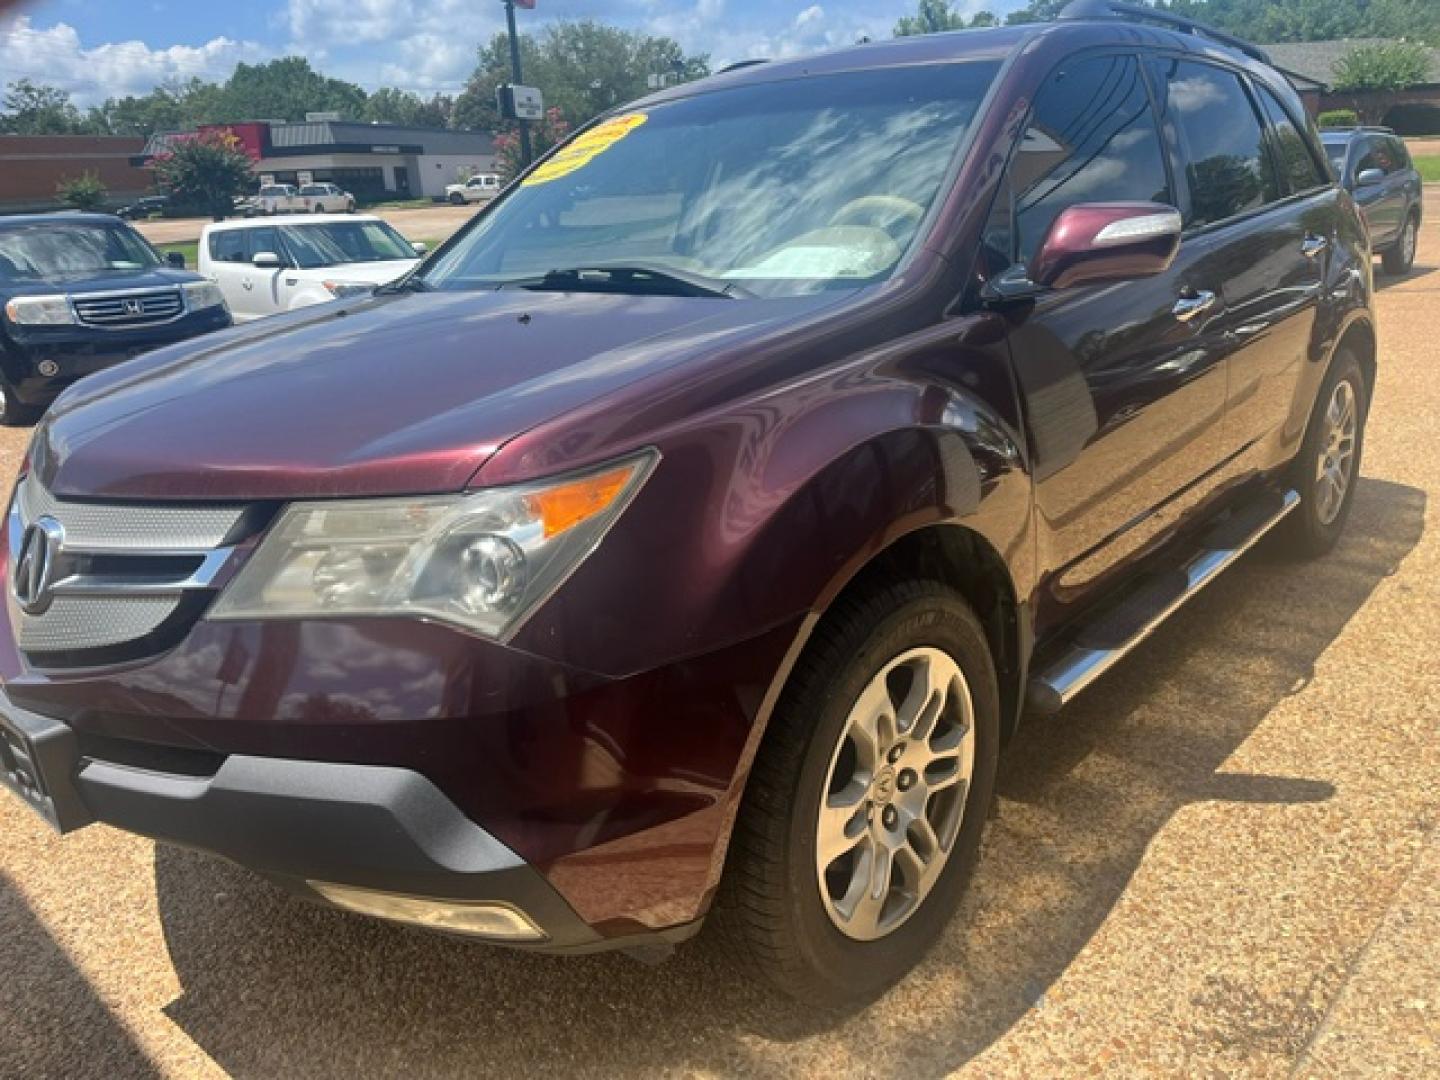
[242,280,253,290]
[1172,290,1217,323]
[1300,235,1330,259]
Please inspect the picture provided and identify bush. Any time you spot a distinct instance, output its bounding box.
[1318,109,1359,129]
[150,129,254,221]
[56,171,108,211]
[1382,102,1440,137]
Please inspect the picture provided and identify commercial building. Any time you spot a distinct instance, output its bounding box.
[141,120,498,201]
[0,135,150,213]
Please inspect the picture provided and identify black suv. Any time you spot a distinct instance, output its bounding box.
[0,213,231,424]
[1322,126,1424,274]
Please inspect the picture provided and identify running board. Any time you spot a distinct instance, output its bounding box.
[1026,487,1300,715]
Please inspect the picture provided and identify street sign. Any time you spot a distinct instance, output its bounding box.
[497,84,545,122]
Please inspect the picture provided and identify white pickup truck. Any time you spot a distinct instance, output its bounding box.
[198,215,423,322]
[444,174,501,204]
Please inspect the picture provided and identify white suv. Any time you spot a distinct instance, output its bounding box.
[445,174,501,204]
[198,214,423,321]
[299,183,357,214]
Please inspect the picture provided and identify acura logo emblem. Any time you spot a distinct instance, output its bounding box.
[13,516,64,615]
[123,298,144,316]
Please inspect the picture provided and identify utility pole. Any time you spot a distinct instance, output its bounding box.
[503,0,534,169]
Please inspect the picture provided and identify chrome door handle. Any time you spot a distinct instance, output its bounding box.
[241,280,253,290]
[1172,290,1216,322]
[1301,235,1330,259]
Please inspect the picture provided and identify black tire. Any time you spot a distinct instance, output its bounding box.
[449,192,465,206]
[1279,349,1368,558]
[1381,212,1418,275]
[713,579,1000,1008]
[0,379,41,427]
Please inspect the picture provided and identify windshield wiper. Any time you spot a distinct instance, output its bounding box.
[500,263,750,299]
[372,274,430,296]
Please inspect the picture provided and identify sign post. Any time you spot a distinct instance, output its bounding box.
[502,0,535,169]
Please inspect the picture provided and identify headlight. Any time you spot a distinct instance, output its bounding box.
[322,280,376,299]
[4,295,75,326]
[182,281,226,311]
[209,451,657,639]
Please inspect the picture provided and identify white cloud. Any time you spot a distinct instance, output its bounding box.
[0,15,267,107]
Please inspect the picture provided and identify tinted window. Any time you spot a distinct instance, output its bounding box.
[1012,54,1172,263]
[1257,86,1327,193]
[299,185,322,196]
[1151,59,1277,227]
[1354,136,1399,176]
[244,226,284,263]
[208,230,247,263]
[0,222,160,279]
[1385,136,1411,171]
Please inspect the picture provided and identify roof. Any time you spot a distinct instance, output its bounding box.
[1265,39,1440,89]
[204,213,385,232]
[267,121,494,155]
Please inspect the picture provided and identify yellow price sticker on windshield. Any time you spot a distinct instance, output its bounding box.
[523,112,648,186]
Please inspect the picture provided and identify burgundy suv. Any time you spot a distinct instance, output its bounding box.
[0,2,1376,1006]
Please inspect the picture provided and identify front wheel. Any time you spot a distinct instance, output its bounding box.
[715,579,999,1007]
[449,192,465,206]
[1382,213,1418,275]
[0,380,41,427]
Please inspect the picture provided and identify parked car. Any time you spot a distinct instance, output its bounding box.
[0,212,230,424]
[445,173,501,204]
[247,184,307,216]
[1321,127,1423,274]
[199,214,423,321]
[0,2,1377,1007]
[115,195,170,221]
[299,183,357,214]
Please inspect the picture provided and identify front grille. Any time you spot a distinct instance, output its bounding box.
[72,289,183,328]
[9,476,250,665]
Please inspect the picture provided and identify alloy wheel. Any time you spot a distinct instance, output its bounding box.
[1402,219,1417,267]
[1315,378,1358,525]
[815,646,975,942]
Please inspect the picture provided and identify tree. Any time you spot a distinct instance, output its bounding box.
[455,21,707,131]
[56,172,107,211]
[494,107,570,181]
[362,88,455,128]
[894,1,1002,35]
[1333,40,1432,91]
[151,129,254,220]
[212,58,367,122]
[0,79,88,135]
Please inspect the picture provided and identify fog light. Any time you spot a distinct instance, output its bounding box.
[37,360,60,377]
[307,881,547,941]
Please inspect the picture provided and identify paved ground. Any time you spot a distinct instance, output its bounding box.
[133,204,480,246]
[3,194,1439,1078]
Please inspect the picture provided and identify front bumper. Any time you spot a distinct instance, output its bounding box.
[0,688,695,954]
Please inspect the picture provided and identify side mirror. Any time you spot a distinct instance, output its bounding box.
[166,251,186,268]
[411,241,428,255]
[252,251,283,269]
[1355,168,1385,187]
[1029,202,1183,290]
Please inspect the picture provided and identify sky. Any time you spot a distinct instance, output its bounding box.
[0,0,1030,107]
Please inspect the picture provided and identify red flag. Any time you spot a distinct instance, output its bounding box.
[514,0,536,8]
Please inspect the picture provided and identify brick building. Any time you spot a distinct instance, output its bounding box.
[0,135,152,213]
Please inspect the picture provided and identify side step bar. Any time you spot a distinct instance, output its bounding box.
[1026,487,1299,715]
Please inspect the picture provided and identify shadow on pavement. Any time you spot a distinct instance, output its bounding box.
[0,872,159,1079]
[1375,262,1436,289]
[154,476,1426,1078]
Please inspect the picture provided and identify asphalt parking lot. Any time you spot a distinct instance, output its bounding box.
[2,191,1438,1078]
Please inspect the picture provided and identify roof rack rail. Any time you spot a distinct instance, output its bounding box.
[717,59,769,75]
[1057,0,1272,65]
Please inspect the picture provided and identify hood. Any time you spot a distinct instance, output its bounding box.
[292,259,419,286]
[3,266,202,298]
[33,287,828,501]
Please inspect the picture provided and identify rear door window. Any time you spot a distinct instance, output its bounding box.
[1011,53,1173,264]
[208,230,246,263]
[1150,58,1278,227]
[1256,85,1327,194]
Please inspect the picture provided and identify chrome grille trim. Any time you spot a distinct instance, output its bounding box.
[72,288,184,329]
[9,476,248,657]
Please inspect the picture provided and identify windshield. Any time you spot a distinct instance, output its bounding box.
[422,62,999,298]
[277,221,417,269]
[0,222,161,280]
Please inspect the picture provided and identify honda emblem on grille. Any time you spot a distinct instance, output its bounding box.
[123,298,144,316]
[13,516,64,615]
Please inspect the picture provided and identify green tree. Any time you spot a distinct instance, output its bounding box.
[455,21,707,131]
[212,58,367,122]
[1333,40,1432,91]
[894,1,1001,35]
[56,171,107,210]
[151,129,254,220]
[0,79,88,134]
